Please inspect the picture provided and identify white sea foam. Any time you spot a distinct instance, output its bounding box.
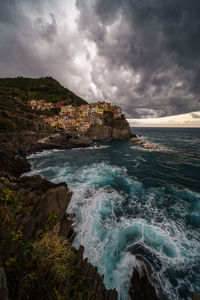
[61,162,200,299]
[27,150,200,300]
[130,145,170,152]
[71,145,111,151]
[27,149,64,159]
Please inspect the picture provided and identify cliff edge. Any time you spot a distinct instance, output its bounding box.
[87,111,131,141]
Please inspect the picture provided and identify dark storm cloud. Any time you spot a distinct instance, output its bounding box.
[76,0,200,118]
[0,0,94,100]
[0,0,200,118]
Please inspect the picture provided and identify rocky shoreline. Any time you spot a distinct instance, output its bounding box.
[0,131,118,300]
[0,129,163,300]
[129,135,164,151]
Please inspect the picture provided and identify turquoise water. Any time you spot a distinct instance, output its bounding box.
[26,128,200,299]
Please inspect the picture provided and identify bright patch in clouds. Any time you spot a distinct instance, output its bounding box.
[128,111,200,127]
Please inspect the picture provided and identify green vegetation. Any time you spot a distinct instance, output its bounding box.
[0,76,87,106]
[0,177,95,300]
[0,89,49,132]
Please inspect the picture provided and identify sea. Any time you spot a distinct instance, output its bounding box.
[26,128,200,300]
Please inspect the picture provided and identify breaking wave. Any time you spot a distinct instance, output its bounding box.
[26,128,200,300]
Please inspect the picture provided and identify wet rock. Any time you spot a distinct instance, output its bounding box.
[192,292,200,300]
[76,246,118,300]
[129,263,160,300]
[34,133,93,152]
[0,256,8,300]
[129,136,164,151]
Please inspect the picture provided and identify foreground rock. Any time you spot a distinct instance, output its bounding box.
[0,257,8,300]
[34,132,93,152]
[192,292,200,300]
[0,175,117,300]
[130,136,164,150]
[129,263,161,300]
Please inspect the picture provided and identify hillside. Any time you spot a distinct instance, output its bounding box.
[0,76,87,106]
[0,89,50,132]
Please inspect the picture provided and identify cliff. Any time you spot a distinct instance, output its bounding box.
[87,111,131,141]
[0,76,157,300]
[0,175,117,300]
[0,85,118,299]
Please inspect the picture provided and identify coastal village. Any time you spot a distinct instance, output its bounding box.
[28,100,123,132]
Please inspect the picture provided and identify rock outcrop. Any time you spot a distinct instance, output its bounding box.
[130,136,164,150]
[35,133,93,152]
[0,174,117,300]
[87,125,112,141]
[129,263,160,300]
[0,257,8,300]
[87,113,131,141]
[192,292,200,300]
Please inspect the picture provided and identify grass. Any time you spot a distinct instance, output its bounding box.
[0,76,87,106]
[0,177,95,300]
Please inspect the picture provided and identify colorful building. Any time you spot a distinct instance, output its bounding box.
[29,100,123,133]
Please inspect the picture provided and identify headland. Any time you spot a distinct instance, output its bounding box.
[0,77,159,300]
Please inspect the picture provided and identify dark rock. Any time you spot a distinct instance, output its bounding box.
[87,119,131,141]
[12,175,72,238]
[192,292,200,300]
[0,151,31,178]
[129,263,160,300]
[112,124,131,140]
[59,213,76,242]
[16,175,68,195]
[87,125,112,141]
[0,256,8,300]
[70,135,93,147]
[11,175,117,299]
[33,133,93,152]
[127,243,162,272]
[31,184,72,222]
[129,136,164,150]
[75,246,118,300]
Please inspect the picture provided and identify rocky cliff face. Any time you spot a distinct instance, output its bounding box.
[0,88,117,299]
[0,174,117,300]
[129,263,160,300]
[87,112,131,141]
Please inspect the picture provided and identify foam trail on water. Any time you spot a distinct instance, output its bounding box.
[26,147,200,300]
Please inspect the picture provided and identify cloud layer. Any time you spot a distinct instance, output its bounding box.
[0,0,200,118]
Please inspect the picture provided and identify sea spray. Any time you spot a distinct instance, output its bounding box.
[26,128,200,300]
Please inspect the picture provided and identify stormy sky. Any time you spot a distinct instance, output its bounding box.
[0,0,200,121]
